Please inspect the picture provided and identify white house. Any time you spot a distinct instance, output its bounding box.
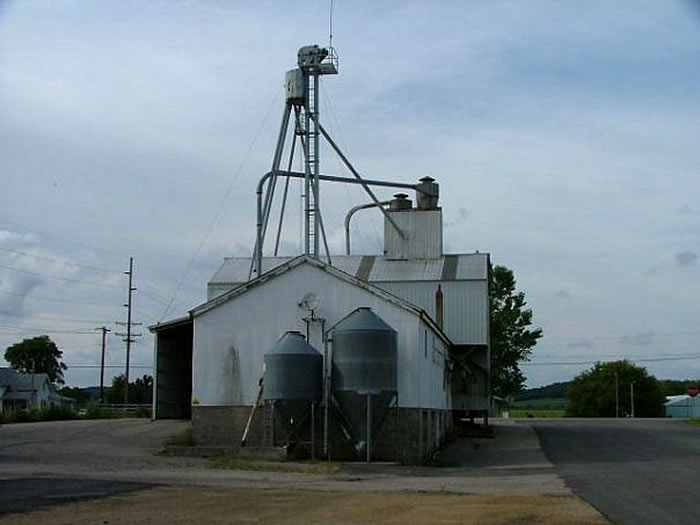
[665,394,700,418]
[0,368,74,414]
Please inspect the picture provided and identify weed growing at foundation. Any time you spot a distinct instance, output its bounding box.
[211,455,343,474]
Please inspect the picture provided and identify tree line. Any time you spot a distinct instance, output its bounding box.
[4,335,152,405]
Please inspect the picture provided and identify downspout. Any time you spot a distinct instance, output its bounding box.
[323,324,330,459]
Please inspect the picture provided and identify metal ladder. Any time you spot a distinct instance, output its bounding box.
[304,77,319,257]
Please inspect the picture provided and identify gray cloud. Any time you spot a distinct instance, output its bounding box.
[567,339,594,349]
[444,207,469,230]
[676,251,698,266]
[1,1,699,389]
[618,331,655,347]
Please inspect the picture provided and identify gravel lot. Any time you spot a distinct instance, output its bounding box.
[0,418,606,523]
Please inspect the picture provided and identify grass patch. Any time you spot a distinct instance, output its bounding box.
[510,409,566,418]
[512,397,568,410]
[211,455,343,475]
[167,425,195,446]
[0,405,76,424]
[81,402,151,419]
[686,419,700,427]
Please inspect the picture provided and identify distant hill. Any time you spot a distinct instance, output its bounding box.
[81,386,102,399]
[515,381,570,402]
[658,379,700,397]
[514,378,700,405]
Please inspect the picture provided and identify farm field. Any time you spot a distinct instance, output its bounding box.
[510,397,567,418]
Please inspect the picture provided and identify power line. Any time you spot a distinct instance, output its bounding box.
[0,289,117,306]
[0,324,98,335]
[0,311,115,324]
[161,88,281,321]
[549,330,700,342]
[0,246,121,274]
[0,217,198,287]
[0,263,121,289]
[0,217,125,259]
[137,288,171,307]
[65,364,152,369]
[523,353,700,367]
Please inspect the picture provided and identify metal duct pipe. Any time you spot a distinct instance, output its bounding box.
[344,201,391,255]
[252,169,423,277]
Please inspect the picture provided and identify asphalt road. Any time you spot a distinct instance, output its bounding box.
[531,419,700,525]
[0,478,153,516]
[0,418,187,516]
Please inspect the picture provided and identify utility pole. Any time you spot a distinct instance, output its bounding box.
[30,358,35,409]
[95,326,111,403]
[630,381,635,418]
[614,372,619,419]
[115,257,142,405]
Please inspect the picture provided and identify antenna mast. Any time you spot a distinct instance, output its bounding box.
[329,0,334,48]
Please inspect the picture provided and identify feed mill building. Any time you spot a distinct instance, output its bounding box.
[151,45,490,465]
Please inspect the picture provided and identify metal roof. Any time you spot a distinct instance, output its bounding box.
[193,255,453,347]
[0,368,50,389]
[332,307,397,333]
[268,331,322,356]
[209,253,489,286]
[148,315,193,333]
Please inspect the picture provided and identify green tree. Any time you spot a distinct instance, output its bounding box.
[4,335,68,384]
[567,360,665,417]
[657,378,700,398]
[58,386,93,405]
[490,265,543,398]
[107,374,153,404]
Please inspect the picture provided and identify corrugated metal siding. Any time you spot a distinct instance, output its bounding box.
[454,254,489,280]
[210,257,294,284]
[331,256,363,278]
[376,281,488,345]
[383,209,443,259]
[194,262,452,409]
[208,254,488,285]
[207,256,490,341]
[367,258,445,281]
[665,396,700,418]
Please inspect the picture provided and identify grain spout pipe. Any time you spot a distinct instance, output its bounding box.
[344,201,391,255]
[252,170,420,277]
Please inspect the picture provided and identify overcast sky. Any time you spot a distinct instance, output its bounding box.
[1,1,699,389]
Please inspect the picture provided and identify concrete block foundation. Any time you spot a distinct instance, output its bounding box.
[191,404,452,465]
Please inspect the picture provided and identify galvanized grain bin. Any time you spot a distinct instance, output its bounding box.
[264,331,322,402]
[331,307,397,461]
[331,307,397,393]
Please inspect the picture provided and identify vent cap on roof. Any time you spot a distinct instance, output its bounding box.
[416,176,439,209]
[390,193,412,211]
